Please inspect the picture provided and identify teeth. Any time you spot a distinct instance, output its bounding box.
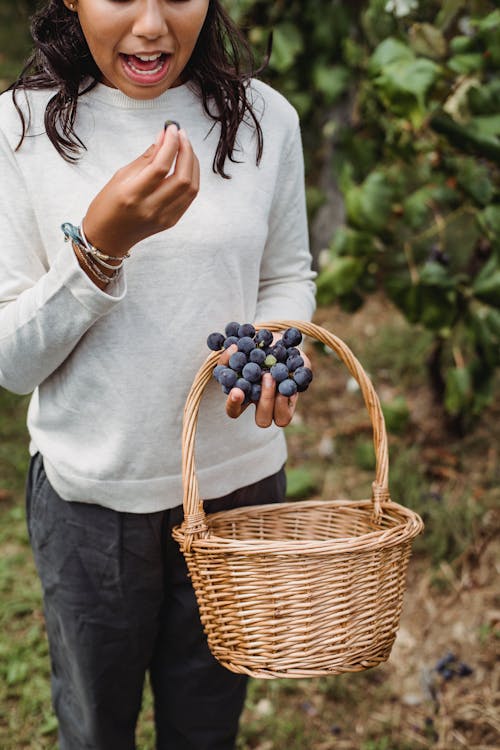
[135,53,162,61]
[127,59,164,75]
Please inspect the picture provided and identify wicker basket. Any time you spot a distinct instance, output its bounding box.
[172,321,424,679]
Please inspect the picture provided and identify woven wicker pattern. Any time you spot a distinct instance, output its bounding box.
[172,321,424,678]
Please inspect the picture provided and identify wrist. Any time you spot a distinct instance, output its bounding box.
[81,217,131,260]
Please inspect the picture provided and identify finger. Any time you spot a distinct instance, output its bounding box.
[273,392,298,428]
[226,387,248,419]
[163,129,196,195]
[218,344,237,366]
[134,126,181,192]
[255,373,276,428]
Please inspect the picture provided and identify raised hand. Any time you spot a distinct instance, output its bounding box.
[82,124,200,258]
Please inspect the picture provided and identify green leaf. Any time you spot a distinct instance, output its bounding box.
[456,157,494,205]
[316,256,364,302]
[313,64,350,104]
[448,53,485,75]
[344,171,394,233]
[445,366,472,416]
[409,23,447,60]
[270,23,304,73]
[473,255,500,306]
[375,58,440,107]
[419,261,455,288]
[369,37,414,73]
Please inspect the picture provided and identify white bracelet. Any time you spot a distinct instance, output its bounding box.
[80,223,130,266]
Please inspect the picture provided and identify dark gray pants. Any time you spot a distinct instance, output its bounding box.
[26,453,286,750]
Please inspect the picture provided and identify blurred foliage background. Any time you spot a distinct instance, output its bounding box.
[1,0,499,428]
[229,0,500,431]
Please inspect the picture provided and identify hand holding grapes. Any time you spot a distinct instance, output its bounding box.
[208,324,313,428]
[82,124,200,258]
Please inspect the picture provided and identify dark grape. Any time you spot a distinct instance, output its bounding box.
[293,366,313,391]
[286,354,304,371]
[278,379,298,397]
[270,363,289,383]
[213,365,226,382]
[286,347,301,359]
[229,351,247,372]
[242,362,262,383]
[234,377,251,395]
[250,383,262,402]
[207,332,225,351]
[249,348,266,366]
[237,336,256,355]
[255,328,273,347]
[282,327,302,348]
[271,343,288,362]
[225,321,240,337]
[223,336,239,349]
[237,323,256,339]
[219,368,238,389]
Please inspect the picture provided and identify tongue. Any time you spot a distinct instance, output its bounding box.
[127,54,162,71]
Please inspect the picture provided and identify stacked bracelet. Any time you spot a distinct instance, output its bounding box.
[61,221,129,283]
[72,241,116,285]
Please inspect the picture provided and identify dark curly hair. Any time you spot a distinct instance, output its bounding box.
[9,0,265,178]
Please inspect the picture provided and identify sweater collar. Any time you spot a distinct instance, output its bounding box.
[86,81,198,110]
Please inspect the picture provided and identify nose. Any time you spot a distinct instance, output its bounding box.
[132,0,168,40]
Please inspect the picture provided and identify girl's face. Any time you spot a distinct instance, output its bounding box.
[64,0,210,98]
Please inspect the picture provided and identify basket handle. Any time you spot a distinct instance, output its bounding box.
[180,321,390,550]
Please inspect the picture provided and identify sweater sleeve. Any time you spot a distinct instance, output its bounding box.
[0,129,126,395]
[254,122,316,324]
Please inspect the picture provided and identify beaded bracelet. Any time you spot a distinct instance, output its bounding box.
[72,240,121,285]
[61,222,130,271]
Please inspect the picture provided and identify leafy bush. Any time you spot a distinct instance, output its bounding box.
[228,0,500,427]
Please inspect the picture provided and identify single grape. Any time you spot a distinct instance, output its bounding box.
[242,362,262,383]
[207,332,225,351]
[237,336,256,355]
[237,323,256,339]
[271,343,288,363]
[278,378,298,397]
[254,328,273,347]
[270,363,289,384]
[225,321,240,337]
[223,336,239,349]
[282,327,302,348]
[219,368,238,389]
[286,354,304,372]
[234,378,252,396]
[213,365,226,382]
[229,351,248,372]
[250,383,262,402]
[293,366,313,391]
[286,347,301,359]
[249,348,266,366]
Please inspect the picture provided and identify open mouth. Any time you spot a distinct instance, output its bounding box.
[120,52,171,84]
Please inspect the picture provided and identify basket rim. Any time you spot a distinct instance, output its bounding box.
[172,498,424,555]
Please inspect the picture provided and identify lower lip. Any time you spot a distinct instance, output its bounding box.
[120,54,171,85]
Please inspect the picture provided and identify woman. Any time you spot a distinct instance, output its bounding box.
[0,1,316,747]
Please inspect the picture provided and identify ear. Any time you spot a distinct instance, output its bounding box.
[62,0,78,11]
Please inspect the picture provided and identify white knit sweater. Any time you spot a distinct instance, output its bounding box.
[0,79,316,511]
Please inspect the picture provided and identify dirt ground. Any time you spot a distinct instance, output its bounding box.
[266,297,500,750]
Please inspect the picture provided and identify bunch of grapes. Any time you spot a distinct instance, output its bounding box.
[207,322,313,403]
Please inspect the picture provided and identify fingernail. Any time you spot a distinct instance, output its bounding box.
[164,120,181,131]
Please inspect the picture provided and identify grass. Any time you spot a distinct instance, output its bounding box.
[1,299,498,748]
